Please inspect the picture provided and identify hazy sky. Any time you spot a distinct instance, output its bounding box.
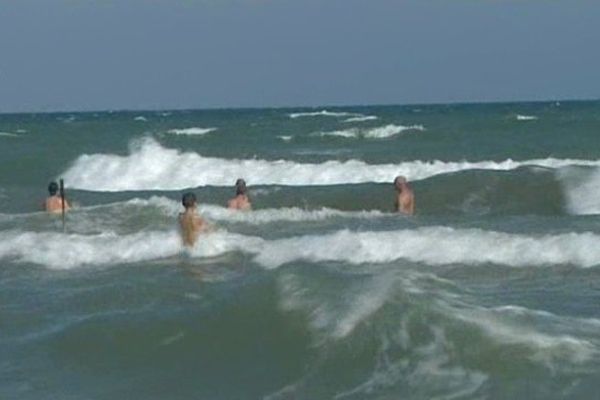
[0,0,599,112]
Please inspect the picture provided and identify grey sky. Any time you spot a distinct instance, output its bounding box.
[0,0,598,113]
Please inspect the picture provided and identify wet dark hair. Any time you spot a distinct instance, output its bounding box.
[48,182,59,196]
[394,176,407,192]
[235,178,247,196]
[181,192,197,209]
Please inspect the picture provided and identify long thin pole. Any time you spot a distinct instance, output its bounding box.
[59,179,65,232]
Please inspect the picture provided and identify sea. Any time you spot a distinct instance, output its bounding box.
[1,101,600,399]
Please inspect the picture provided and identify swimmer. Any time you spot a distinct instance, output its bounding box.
[178,192,208,247]
[393,176,414,215]
[227,178,251,210]
[44,181,70,214]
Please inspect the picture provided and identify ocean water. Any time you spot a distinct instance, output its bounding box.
[1,101,600,399]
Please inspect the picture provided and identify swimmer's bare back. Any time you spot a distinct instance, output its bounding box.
[45,196,70,214]
[227,195,251,211]
[179,211,205,247]
[395,191,414,215]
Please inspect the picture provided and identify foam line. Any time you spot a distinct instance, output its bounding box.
[4,226,600,270]
[253,227,600,269]
[61,138,600,191]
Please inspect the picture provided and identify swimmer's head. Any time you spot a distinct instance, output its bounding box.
[48,182,59,196]
[235,178,247,196]
[394,176,408,191]
[182,192,197,209]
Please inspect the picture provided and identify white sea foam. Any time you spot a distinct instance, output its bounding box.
[277,135,293,142]
[314,129,358,138]
[315,124,425,139]
[454,306,596,365]
[364,124,425,138]
[0,230,180,269]
[119,196,385,224]
[343,115,378,123]
[200,205,384,225]
[516,114,538,121]
[16,129,27,133]
[166,127,217,136]
[0,229,260,269]
[5,226,600,270]
[277,271,397,341]
[289,110,358,119]
[134,116,147,122]
[274,269,592,400]
[559,168,600,215]
[0,132,18,137]
[60,138,600,191]
[253,227,600,269]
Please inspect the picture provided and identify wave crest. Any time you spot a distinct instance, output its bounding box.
[61,138,600,191]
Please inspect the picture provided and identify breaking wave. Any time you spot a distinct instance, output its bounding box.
[61,138,600,191]
[254,227,600,269]
[4,226,600,270]
[315,124,424,139]
[559,167,600,215]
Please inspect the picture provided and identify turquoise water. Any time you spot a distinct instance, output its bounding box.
[1,101,600,399]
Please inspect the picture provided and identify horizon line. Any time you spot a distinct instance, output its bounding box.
[1,96,598,116]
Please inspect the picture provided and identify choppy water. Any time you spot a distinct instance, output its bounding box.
[2,101,600,399]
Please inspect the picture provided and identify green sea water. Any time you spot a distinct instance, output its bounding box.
[1,101,600,399]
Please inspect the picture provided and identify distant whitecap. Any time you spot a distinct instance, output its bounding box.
[516,114,538,121]
[289,110,359,118]
[342,115,378,123]
[314,124,425,139]
[166,127,217,136]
